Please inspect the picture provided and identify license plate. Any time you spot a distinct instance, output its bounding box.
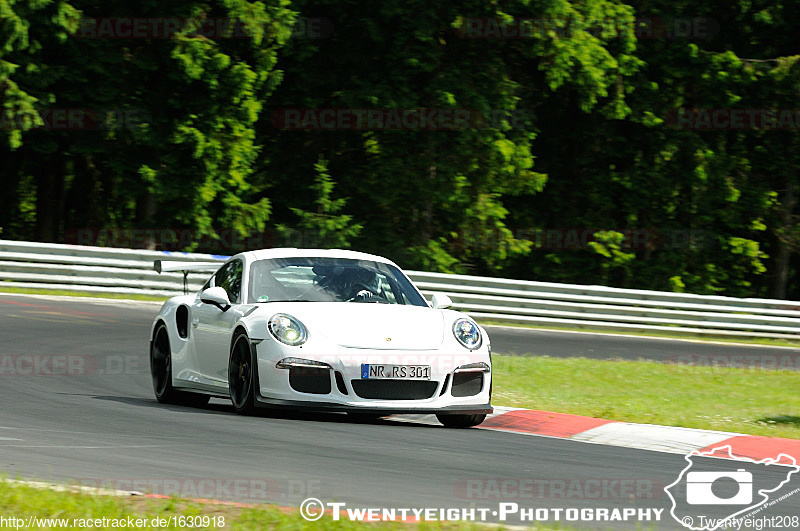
[361,364,431,380]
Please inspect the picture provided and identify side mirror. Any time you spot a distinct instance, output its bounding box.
[200,286,231,312]
[431,293,453,309]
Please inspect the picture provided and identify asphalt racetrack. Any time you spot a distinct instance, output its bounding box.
[1,293,798,528]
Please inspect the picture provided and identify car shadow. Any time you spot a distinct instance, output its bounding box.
[755,415,800,428]
[85,394,441,428]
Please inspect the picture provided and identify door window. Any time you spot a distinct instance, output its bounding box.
[214,260,243,303]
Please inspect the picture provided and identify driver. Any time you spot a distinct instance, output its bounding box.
[346,268,381,300]
[323,267,380,301]
[314,265,382,301]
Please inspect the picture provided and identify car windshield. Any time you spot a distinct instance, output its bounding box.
[247,257,428,306]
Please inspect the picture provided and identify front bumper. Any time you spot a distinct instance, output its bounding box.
[252,340,492,414]
[252,396,493,415]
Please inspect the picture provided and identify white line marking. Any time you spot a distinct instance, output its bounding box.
[0,444,172,449]
[2,478,138,497]
[0,292,163,306]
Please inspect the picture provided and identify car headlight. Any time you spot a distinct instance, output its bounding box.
[268,313,308,346]
[453,318,482,350]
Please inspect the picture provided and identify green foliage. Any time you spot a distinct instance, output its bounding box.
[276,157,362,248]
[0,0,296,246]
[409,238,461,274]
[588,230,636,282]
[0,0,79,149]
[509,0,800,298]
[1,0,800,298]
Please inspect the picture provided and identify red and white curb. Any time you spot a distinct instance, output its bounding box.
[393,406,800,464]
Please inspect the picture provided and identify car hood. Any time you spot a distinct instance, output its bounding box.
[281,303,445,350]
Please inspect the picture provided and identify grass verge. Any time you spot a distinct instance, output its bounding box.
[0,480,566,530]
[478,320,800,349]
[492,354,800,439]
[0,285,167,302]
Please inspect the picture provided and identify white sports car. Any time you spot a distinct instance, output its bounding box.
[150,248,492,427]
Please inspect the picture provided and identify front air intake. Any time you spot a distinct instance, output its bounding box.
[351,380,438,400]
[289,367,332,394]
[451,372,483,397]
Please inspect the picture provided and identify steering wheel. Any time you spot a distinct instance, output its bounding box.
[346,283,382,302]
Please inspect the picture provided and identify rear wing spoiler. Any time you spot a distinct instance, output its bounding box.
[153,260,224,294]
[154,260,223,274]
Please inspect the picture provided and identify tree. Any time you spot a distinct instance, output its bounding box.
[1,0,297,247]
[506,0,800,297]
[259,0,638,274]
[0,0,80,241]
[276,156,362,248]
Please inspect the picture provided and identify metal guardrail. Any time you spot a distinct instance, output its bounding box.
[411,272,800,339]
[0,240,226,296]
[1,239,799,339]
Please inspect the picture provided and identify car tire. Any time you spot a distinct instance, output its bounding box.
[229,331,256,415]
[436,413,486,428]
[151,324,209,407]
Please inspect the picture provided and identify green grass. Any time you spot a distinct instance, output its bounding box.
[492,354,800,439]
[478,319,800,348]
[0,480,570,530]
[0,285,167,302]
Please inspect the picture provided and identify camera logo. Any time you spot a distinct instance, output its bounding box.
[686,469,752,505]
[665,445,800,531]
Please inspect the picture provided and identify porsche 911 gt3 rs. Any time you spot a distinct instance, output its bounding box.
[150,248,492,427]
